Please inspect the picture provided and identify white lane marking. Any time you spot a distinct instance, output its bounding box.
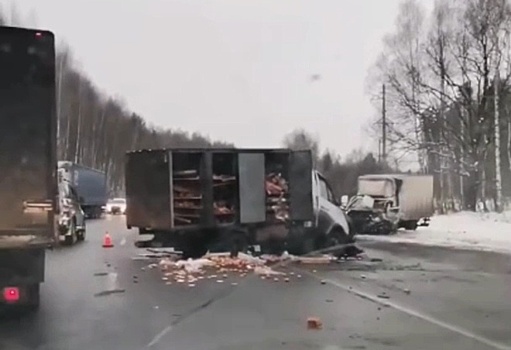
[105,272,118,291]
[146,325,173,348]
[302,270,511,350]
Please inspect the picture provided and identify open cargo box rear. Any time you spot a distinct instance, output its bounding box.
[125,149,314,232]
[0,26,57,248]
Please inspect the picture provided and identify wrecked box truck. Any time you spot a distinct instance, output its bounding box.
[344,174,433,235]
[125,148,352,257]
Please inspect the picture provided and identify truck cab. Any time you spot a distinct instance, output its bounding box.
[313,172,352,243]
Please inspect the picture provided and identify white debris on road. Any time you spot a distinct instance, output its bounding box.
[357,211,511,254]
[150,250,337,287]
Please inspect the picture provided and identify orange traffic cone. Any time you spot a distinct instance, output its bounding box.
[102,232,114,248]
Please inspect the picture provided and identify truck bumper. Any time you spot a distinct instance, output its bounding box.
[0,248,45,287]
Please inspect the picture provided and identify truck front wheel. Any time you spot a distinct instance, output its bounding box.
[287,227,316,256]
[403,220,418,231]
[63,220,77,246]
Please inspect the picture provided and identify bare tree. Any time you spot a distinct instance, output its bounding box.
[368,0,511,212]
[282,129,321,165]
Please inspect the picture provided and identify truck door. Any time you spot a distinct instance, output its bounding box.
[0,27,56,238]
[316,174,349,235]
[288,151,314,221]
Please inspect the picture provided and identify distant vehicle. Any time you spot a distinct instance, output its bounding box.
[105,198,126,215]
[57,170,86,245]
[0,26,57,310]
[343,174,434,235]
[57,161,108,219]
[125,148,353,258]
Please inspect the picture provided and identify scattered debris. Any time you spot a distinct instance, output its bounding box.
[93,272,109,277]
[377,293,390,299]
[404,288,411,295]
[151,246,363,289]
[370,258,383,262]
[296,256,333,264]
[254,265,285,276]
[94,289,125,297]
[307,317,323,330]
[320,280,326,285]
[325,299,333,303]
[360,274,367,279]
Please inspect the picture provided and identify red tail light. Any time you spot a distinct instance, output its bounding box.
[3,287,20,303]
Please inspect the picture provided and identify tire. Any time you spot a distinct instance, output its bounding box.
[404,220,418,231]
[325,226,350,248]
[63,220,77,246]
[77,228,86,242]
[287,227,316,256]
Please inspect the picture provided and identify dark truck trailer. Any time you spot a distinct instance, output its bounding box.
[0,26,57,309]
[125,148,317,257]
[57,161,107,219]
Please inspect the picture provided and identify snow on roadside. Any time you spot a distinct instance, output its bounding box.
[357,211,511,254]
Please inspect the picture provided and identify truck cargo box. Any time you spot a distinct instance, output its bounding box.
[125,148,314,232]
[399,175,434,221]
[0,26,57,247]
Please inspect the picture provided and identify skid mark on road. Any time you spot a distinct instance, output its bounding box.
[145,285,239,348]
[300,269,511,350]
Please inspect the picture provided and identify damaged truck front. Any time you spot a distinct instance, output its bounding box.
[345,174,434,235]
[125,149,352,258]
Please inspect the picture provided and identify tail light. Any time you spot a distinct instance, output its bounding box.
[3,287,20,303]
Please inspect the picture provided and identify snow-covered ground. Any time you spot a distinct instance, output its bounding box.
[357,211,511,254]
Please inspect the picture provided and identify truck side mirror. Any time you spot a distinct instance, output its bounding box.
[340,195,349,207]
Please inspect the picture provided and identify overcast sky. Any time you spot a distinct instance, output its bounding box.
[2,0,433,157]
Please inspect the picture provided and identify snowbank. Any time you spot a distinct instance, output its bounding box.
[357,211,511,254]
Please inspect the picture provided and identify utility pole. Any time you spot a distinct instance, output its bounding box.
[382,84,387,163]
[378,139,382,163]
[494,73,503,212]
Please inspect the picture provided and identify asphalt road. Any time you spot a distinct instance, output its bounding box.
[1,217,511,350]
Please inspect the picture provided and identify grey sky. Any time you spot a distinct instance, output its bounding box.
[3,0,433,156]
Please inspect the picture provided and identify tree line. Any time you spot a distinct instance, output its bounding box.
[1,11,392,199]
[368,0,511,212]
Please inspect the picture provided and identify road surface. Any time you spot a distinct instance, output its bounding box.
[1,216,510,350]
